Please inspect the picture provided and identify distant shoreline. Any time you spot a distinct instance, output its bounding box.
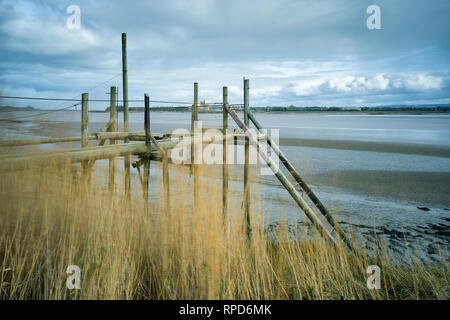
[1,106,450,115]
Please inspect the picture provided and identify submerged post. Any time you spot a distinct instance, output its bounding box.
[222,86,228,218]
[81,93,89,177]
[108,86,117,192]
[122,32,131,201]
[192,82,199,210]
[243,78,251,239]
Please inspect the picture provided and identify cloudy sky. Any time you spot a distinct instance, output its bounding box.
[1,0,449,109]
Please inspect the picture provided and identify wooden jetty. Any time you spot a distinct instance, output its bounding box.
[0,33,357,254]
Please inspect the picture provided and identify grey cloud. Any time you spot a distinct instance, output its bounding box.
[0,0,449,109]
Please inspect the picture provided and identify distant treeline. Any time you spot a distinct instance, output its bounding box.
[256,105,450,112]
[104,105,450,113]
[253,106,356,112]
[361,106,450,112]
[0,106,36,111]
[3,104,449,113]
[105,106,190,112]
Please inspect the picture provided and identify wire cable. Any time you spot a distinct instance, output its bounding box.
[0,102,81,121]
[0,73,122,121]
[0,95,195,105]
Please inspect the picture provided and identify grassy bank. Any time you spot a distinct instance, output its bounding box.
[0,160,448,299]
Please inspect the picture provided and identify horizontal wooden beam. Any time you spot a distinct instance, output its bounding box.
[0,131,155,149]
[0,132,251,172]
[0,135,97,147]
[0,128,259,148]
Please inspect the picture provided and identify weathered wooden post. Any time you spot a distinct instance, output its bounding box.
[191,82,199,169]
[222,86,229,218]
[81,92,89,178]
[108,86,117,192]
[243,78,251,239]
[144,94,151,149]
[192,82,199,210]
[122,32,131,201]
[143,93,169,212]
[163,153,170,215]
[143,94,150,200]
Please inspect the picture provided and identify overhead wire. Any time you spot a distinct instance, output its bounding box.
[0,95,194,105]
[0,73,123,121]
[0,77,245,122]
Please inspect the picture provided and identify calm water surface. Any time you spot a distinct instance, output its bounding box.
[1,111,449,260]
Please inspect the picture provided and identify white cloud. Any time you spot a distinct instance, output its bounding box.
[404,74,443,91]
[0,1,100,55]
[287,73,444,98]
[288,79,325,96]
[364,74,390,90]
[0,0,449,109]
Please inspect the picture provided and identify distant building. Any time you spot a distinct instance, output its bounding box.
[199,100,210,112]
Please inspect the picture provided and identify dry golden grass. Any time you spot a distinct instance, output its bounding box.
[0,159,448,300]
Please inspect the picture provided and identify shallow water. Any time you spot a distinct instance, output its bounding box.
[1,110,449,261]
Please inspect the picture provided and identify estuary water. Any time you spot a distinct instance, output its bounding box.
[1,110,449,261]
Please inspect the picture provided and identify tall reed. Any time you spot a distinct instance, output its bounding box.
[0,160,447,299]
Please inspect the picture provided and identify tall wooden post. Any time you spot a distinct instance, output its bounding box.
[144,94,150,149]
[191,82,199,170]
[192,82,199,210]
[122,32,131,201]
[143,160,150,201]
[81,93,89,177]
[108,86,117,192]
[163,154,170,215]
[222,87,228,218]
[143,94,151,200]
[243,78,251,239]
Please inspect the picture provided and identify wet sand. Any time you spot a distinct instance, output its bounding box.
[280,137,450,158]
[1,111,449,261]
[313,170,450,208]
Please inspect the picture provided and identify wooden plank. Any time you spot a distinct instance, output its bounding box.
[0,129,248,149]
[0,135,97,147]
[0,132,244,172]
[0,132,144,161]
